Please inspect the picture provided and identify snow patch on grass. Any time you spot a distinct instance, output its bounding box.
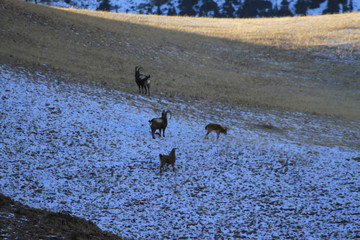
[0,65,359,239]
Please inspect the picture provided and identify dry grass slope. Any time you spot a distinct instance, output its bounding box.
[1,0,359,120]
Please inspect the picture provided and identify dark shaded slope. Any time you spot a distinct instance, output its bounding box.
[0,194,123,239]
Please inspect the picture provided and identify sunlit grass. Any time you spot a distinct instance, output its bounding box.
[60,8,360,54]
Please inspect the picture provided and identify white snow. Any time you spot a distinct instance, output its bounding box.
[1,65,359,239]
[307,0,328,16]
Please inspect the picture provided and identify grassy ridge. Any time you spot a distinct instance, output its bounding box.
[1,0,359,120]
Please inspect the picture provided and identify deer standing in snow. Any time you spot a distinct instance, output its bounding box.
[204,123,228,140]
[159,148,178,173]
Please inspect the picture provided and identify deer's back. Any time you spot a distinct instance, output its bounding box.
[206,123,222,131]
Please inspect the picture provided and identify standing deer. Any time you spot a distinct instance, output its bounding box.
[135,66,151,96]
[204,123,228,140]
[149,110,171,139]
[159,148,178,173]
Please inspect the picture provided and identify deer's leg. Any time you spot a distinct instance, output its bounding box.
[160,162,165,173]
[204,131,210,139]
[163,128,166,137]
[217,132,220,140]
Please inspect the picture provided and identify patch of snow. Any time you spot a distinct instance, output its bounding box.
[0,65,359,239]
[307,0,328,15]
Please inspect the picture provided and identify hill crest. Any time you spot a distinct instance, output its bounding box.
[31,0,360,18]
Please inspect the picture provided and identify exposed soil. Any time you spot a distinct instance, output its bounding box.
[0,194,123,240]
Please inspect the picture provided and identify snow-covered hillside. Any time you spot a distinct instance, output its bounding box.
[33,0,359,17]
[1,65,359,239]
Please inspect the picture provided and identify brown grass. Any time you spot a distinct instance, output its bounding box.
[81,10,360,52]
[1,0,359,120]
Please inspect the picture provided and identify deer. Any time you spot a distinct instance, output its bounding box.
[204,123,228,140]
[159,148,178,173]
[135,66,151,96]
[149,110,171,139]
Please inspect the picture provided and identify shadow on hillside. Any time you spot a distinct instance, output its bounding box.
[0,193,123,239]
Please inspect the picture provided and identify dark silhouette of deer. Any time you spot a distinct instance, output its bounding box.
[159,148,178,173]
[204,123,228,140]
[135,66,151,96]
[149,110,171,139]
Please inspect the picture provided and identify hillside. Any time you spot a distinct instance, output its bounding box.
[1,0,360,120]
[1,1,360,239]
[1,63,359,239]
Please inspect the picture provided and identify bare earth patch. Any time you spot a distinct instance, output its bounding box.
[0,194,122,239]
